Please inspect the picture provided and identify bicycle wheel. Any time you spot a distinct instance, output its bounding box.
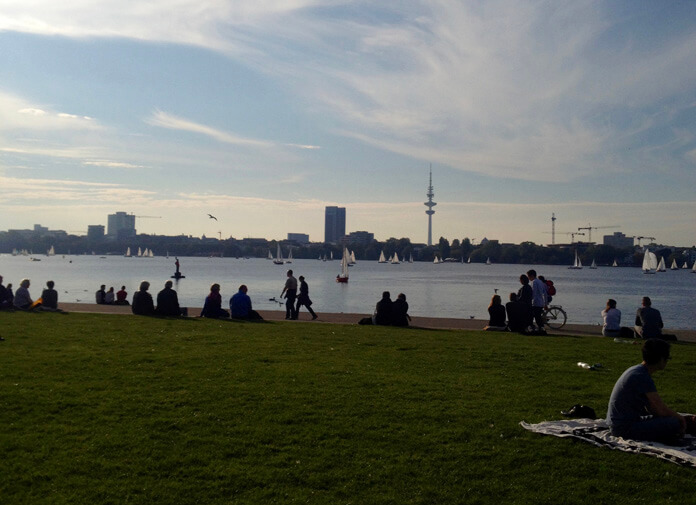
[544,306,567,329]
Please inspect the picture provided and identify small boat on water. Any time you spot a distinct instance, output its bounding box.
[612,259,618,267]
[670,259,678,270]
[273,244,285,265]
[409,254,414,263]
[589,259,597,269]
[568,251,582,269]
[485,257,492,266]
[47,245,55,256]
[433,255,440,264]
[642,250,658,274]
[267,250,273,260]
[125,247,132,258]
[286,249,293,264]
[683,261,689,269]
[378,251,388,263]
[336,248,349,283]
[656,257,666,272]
[390,252,400,264]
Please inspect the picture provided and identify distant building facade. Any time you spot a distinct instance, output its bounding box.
[107,212,136,239]
[87,225,105,239]
[603,232,634,249]
[345,231,374,246]
[324,206,346,244]
[287,233,310,244]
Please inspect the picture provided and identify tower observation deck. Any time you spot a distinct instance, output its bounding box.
[424,168,436,246]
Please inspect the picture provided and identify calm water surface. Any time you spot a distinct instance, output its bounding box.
[1,255,694,329]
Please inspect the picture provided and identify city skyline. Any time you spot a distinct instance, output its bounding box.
[1,2,695,246]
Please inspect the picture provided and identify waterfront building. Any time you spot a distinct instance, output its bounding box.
[603,232,634,249]
[345,231,375,246]
[107,212,136,239]
[287,233,310,244]
[87,225,105,239]
[324,206,346,244]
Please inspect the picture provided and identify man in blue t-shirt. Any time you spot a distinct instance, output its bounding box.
[606,339,685,442]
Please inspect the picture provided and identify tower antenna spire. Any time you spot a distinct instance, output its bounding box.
[424,165,436,246]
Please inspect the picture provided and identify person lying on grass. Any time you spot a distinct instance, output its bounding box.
[606,338,695,443]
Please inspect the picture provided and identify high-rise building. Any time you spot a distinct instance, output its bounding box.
[287,233,310,244]
[424,168,436,246]
[603,232,634,249]
[324,206,346,244]
[107,212,136,238]
[87,225,105,239]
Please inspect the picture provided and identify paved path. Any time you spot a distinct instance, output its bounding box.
[58,303,696,342]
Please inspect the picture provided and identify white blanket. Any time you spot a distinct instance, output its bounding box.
[520,417,696,468]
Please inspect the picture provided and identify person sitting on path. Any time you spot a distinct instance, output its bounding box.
[606,338,692,443]
[156,280,182,316]
[484,294,507,331]
[131,281,155,316]
[41,280,59,311]
[505,293,528,333]
[14,279,35,310]
[200,283,229,319]
[391,293,411,327]
[373,291,393,325]
[601,299,622,338]
[95,285,106,304]
[635,296,664,339]
[295,275,318,320]
[230,285,263,320]
[104,286,115,305]
[115,286,129,305]
[280,269,298,320]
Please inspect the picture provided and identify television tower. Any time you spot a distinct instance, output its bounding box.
[424,166,436,246]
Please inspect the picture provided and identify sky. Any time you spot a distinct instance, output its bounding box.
[1,0,695,246]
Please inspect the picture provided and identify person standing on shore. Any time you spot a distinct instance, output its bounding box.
[280,269,298,320]
[527,269,548,333]
[295,275,318,320]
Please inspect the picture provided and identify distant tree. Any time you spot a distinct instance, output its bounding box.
[438,237,451,259]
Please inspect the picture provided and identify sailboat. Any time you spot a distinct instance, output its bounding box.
[125,247,132,257]
[612,259,618,267]
[137,247,142,257]
[642,250,658,274]
[378,251,388,263]
[330,251,334,261]
[273,244,285,265]
[568,251,583,269]
[336,248,349,283]
[349,250,357,265]
[467,255,471,264]
[683,261,689,269]
[589,259,597,269]
[485,257,492,266]
[656,257,666,272]
[670,259,679,270]
[267,250,273,260]
[286,249,293,264]
[148,249,154,258]
[692,261,696,274]
[390,252,401,264]
[47,245,55,256]
[433,255,440,264]
[409,253,414,263]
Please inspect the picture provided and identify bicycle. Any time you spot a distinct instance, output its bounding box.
[543,305,567,329]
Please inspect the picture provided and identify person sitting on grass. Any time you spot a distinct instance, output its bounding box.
[484,294,507,331]
[606,338,694,443]
[0,275,11,309]
[391,293,411,327]
[14,279,36,310]
[156,280,182,317]
[230,285,263,321]
[41,280,59,311]
[131,281,155,316]
[200,283,229,319]
[505,293,528,333]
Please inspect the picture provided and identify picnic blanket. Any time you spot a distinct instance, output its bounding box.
[520,417,696,468]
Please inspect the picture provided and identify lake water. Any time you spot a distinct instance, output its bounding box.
[1,254,695,329]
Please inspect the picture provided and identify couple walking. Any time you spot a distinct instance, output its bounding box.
[280,269,318,320]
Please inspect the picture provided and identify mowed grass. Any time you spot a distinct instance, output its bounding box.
[1,312,696,504]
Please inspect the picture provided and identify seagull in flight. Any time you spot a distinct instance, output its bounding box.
[207,214,218,221]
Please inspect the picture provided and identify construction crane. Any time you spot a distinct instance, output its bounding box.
[135,215,162,219]
[576,224,620,243]
[551,213,557,245]
[544,231,585,243]
[636,236,656,247]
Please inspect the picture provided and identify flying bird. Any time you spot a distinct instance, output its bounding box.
[207,214,218,221]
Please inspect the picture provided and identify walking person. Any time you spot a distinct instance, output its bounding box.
[280,269,298,320]
[295,275,318,320]
[527,269,548,334]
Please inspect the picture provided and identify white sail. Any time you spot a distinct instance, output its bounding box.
[330,251,334,261]
[590,259,597,269]
[149,249,154,258]
[612,259,617,267]
[47,245,55,256]
[267,250,273,260]
[467,255,471,264]
[350,250,356,264]
[378,251,387,263]
[692,261,696,273]
[391,252,400,264]
[286,249,293,263]
[337,248,349,281]
[670,259,678,270]
[409,254,414,263]
[433,255,440,264]
[273,244,284,264]
[125,247,131,257]
[642,251,658,274]
[569,251,582,269]
[486,257,492,265]
[683,261,689,269]
[137,247,142,257]
[656,256,666,272]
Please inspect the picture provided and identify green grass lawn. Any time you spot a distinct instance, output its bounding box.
[1,312,695,504]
